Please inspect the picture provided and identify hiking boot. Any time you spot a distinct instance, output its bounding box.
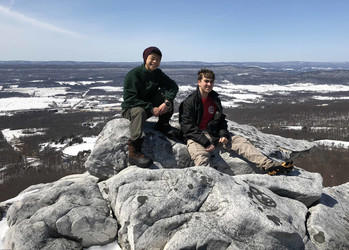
[267,161,294,176]
[127,138,153,168]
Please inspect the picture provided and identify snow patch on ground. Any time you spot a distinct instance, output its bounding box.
[57,80,113,85]
[62,137,97,156]
[0,97,82,112]
[281,126,303,130]
[3,86,70,97]
[2,128,47,151]
[315,139,349,149]
[90,86,123,92]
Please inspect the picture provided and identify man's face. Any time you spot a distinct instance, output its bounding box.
[145,53,161,71]
[198,76,214,95]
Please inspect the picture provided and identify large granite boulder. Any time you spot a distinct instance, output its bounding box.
[307,182,349,250]
[85,115,316,180]
[103,166,320,250]
[4,173,117,250]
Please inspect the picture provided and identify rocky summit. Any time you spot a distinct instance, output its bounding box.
[85,114,316,179]
[1,116,349,250]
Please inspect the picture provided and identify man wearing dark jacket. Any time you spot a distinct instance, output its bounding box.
[179,68,292,175]
[122,46,179,168]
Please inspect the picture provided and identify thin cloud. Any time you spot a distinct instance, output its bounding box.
[1,0,16,10]
[0,4,82,38]
[0,0,16,9]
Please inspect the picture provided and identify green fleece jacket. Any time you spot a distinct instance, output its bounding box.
[121,64,178,116]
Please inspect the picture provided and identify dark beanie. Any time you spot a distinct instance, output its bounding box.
[143,46,162,63]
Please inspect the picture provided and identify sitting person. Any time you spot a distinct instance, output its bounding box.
[179,68,293,175]
[122,46,179,168]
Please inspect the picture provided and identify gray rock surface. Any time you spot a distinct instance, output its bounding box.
[85,115,316,180]
[4,173,117,250]
[307,182,349,250]
[234,168,323,207]
[105,166,312,250]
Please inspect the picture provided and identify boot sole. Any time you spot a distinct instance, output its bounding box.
[129,158,153,168]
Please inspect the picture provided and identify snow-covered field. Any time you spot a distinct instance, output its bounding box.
[0,80,122,115]
[0,97,83,113]
[314,139,349,149]
[214,81,349,106]
[2,127,98,157]
[2,80,349,115]
[57,80,113,86]
[1,79,349,155]
[41,136,98,156]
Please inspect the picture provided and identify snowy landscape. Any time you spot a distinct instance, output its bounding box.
[1,61,349,249]
[2,79,349,154]
[1,61,349,200]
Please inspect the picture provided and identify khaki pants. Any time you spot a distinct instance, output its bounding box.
[187,132,276,170]
[123,107,149,141]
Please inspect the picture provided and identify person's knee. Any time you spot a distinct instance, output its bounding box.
[231,135,248,144]
[132,106,146,115]
[187,140,210,166]
[131,107,147,119]
[192,151,210,167]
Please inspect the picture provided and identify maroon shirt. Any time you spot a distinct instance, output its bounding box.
[199,96,217,130]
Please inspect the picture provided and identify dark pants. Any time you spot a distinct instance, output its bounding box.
[122,88,173,141]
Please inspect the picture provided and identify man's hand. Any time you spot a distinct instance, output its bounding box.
[158,102,168,115]
[205,144,215,152]
[153,103,168,117]
[152,107,160,117]
[219,137,228,145]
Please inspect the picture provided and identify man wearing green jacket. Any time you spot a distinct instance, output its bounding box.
[122,46,179,168]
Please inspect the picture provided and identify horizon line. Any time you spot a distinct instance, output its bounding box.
[1,60,349,64]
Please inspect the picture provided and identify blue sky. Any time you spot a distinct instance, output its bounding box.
[1,0,348,62]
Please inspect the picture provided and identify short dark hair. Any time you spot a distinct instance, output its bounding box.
[198,68,215,81]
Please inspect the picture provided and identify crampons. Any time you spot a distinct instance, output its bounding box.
[268,161,294,176]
